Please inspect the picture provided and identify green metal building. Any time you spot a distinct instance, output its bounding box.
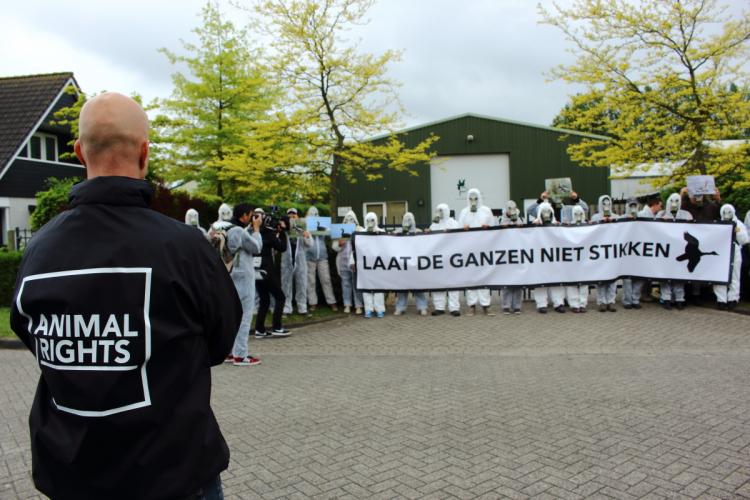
[336,113,611,225]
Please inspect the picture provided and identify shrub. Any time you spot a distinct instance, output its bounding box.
[0,250,23,306]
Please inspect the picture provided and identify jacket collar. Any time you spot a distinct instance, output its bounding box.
[69,176,154,208]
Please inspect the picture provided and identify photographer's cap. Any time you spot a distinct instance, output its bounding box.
[254,208,265,215]
[287,208,298,215]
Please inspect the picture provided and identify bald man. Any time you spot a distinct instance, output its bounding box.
[11,93,242,500]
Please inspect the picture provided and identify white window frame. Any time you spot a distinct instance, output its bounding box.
[21,132,58,162]
[362,201,409,226]
[362,202,386,224]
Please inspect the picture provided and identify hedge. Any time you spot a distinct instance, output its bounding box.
[0,251,23,307]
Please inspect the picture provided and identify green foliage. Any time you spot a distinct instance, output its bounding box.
[247,0,438,214]
[30,177,82,231]
[155,1,277,201]
[541,0,750,191]
[0,251,23,308]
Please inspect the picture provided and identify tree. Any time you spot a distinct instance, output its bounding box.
[157,1,275,200]
[245,0,438,215]
[540,0,750,193]
[30,177,82,231]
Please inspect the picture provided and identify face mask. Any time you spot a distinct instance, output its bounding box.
[508,209,518,221]
[669,198,679,213]
[219,205,232,221]
[573,210,584,223]
[602,198,611,216]
[308,207,319,217]
[722,209,733,221]
[469,193,479,212]
[542,210,551,222]
[628,204,638,217]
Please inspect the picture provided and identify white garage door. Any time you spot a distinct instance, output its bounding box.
[430,155,510,214]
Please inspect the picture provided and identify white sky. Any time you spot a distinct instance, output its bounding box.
[1,0,747,129]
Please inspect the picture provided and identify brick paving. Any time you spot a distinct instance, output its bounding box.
[2,299,750,499]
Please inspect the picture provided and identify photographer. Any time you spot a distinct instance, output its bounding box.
[253,208,291,337]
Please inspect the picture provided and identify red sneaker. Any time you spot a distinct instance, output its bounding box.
[233,356,261,366]
[224,355,235,364]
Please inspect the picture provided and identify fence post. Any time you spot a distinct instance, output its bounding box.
[7,229,16,251]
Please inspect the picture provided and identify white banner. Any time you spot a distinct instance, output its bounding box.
[353,221,735,291]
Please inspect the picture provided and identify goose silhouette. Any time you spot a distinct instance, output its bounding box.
[675,232,718,272]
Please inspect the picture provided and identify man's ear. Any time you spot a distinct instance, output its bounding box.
[139,141,150,177]
[74,139,86,166]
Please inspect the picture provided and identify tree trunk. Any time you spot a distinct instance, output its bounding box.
[329,152,340,220]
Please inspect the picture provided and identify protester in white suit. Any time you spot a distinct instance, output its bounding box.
[458,188,496,316]
[352,212,386,318]
[564,205,590,313]
[532,202,566,313]
[429,203,461,316]
[656,193,693,309]
[394,212,429,316]
[499,200,525,314]
[714,204,747,309]
[590,195,618,312]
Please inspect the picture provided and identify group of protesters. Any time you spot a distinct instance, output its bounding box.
[184,185,749,365]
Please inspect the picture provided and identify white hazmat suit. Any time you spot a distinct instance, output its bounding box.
[458,188,496,314]
[353,212,386,317]
[590,195,618,311]
[429,203,461,315]
[499,200,525,314]
[713,204,748,307]
[565,205,590,312]
[532,202,565,312]
[656,193,694,308]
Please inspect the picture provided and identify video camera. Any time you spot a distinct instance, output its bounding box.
[260,205,288,232]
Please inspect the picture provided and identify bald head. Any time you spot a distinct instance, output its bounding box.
[75,92,149,179]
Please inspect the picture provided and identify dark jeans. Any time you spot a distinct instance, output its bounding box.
[185,475,223,500]
[255,276,285,331]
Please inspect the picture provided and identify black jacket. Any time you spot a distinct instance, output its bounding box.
[11,176,242,500]
[256,226,286,279]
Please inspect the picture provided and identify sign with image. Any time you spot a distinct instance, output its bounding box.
[306,216,332,236]
[545,177,572,204]
[686,175,716,196]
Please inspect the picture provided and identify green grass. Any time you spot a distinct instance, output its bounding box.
[0,304,345,339]
[0,307,14,338]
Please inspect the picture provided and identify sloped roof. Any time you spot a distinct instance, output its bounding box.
[367,112,612,142]
[0,72,78,171]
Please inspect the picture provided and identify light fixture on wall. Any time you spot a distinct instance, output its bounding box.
[466,134,474,142]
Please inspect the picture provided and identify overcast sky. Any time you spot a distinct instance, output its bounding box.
[1,0,747,129]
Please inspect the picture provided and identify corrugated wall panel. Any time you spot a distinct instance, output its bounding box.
[337,115,610,223]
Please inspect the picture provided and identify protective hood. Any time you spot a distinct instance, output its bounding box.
[435,203,450,222]
[534,201,557,224]
[572,205,586,224]
[402,212,416,231]
[307,206,319,218]
[185,208,200,227]
[500,200,521,225]
[342,210,360,227]
[466,188,484,212]
[720,203,736,222]
[218,203,232,222]
[364,212,380,232]
[597,194,613,217]
[667,193,681,213]
[626,198,639,216]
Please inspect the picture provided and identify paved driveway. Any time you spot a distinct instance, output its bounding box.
[2,302,750,499]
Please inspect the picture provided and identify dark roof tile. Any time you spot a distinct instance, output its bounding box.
[0,72,78,171]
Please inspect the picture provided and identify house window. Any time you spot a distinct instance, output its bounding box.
[362,201,409,227]
[22,133,58,161]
